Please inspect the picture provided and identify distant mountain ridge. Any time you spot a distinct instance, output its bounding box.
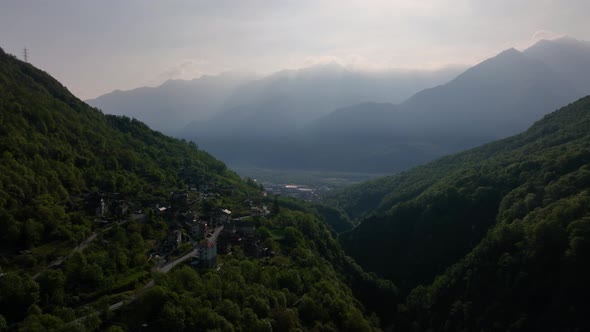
[88,37,590,175]
[86,72,254,135]
[193,37,590,174]
[395,46,580,137]
[87,63,463,137]
[524,37,590,94]
[188,63,463,137]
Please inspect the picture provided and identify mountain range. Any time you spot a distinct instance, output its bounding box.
[88,63,462,139]
[188,37,590,174]
[87,38,590,176]
[86,72,254,136]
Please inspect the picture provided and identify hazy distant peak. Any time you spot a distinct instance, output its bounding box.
[522,36,590,95]
[306,61,349,72]
[460,47,526,74]
[495,47,522,58]
[548,36,589,46]
[448,47,527,83]
[269,62,349,80]
[160,71,256,86]
[525,36,590,52]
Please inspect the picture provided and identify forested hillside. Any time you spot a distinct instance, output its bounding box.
[332,96,590,330]
[0,47,240,251]
[0,48,395,331]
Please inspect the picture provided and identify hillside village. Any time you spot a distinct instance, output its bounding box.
[83,182,271,272]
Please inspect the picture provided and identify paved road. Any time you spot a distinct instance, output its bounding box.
[65,218,200,324]
[32,232,98,280]
[75,232,98,253]
[159,249,199,273]
[72,248,200,324]
[32,221,128,280]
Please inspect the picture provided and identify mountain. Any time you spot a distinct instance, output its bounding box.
[87,63,462,139]
[330,96,590,330]
[524,37,590,94]
[187,63,463,138]
[88,39,590,177]
[316,38,590,142]
[292,102,452,173]
[263,38,590,174]
[182,38,590,176]
[397,47,580,137]
[86,72,254,136]
[0,48,396,330]
[305,102,400,136]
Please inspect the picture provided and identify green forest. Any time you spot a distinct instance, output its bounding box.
[331,96,590,330]
[0,48,395,331]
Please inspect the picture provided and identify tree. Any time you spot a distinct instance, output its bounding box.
[37,269,65,306]
[0,273,40,323]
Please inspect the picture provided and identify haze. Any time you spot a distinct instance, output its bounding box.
[1,0,589,99]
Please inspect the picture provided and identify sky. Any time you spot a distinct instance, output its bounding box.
[1,0,589,100]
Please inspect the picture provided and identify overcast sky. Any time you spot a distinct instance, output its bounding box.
[1,0,589,99]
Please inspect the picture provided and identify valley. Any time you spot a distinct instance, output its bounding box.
[2,3,590,330]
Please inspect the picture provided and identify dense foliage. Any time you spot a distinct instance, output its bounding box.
[331,96,590,329]
[0,47,244,252]
[113,207,396,331]
[0,48,395,331]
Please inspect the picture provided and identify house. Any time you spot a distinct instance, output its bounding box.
[168,230,183,248]
[198,241,217,268]
[86,192,108,217]
[190,221,208,239]
[215,208,232,223]
[198,226,224,268]
[251,207,264,216]
[251,206,270,216]
[171,191,189,210]
[114,202,129,217]
[156,203,169,214]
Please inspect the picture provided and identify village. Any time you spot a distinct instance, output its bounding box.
[84,182,273,273]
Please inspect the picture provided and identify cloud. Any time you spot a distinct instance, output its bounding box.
[156,58,209,81]
[513,30,566,51]
[531,30,564,43]
[300,54,397,72]
[298,51,468,73]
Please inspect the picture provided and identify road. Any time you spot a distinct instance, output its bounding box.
[64,216,203,324]
[72,248,200,325]
[32,233,98,280]
[32,221,127,280]
[158,249,199,273]
[75,232,98,253]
